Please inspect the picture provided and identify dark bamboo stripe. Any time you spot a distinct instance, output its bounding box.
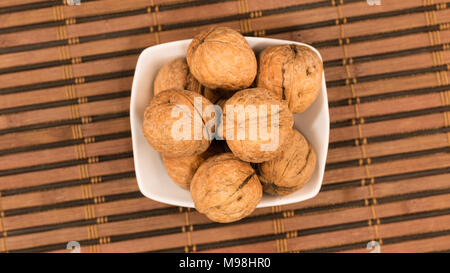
[258,2,449,37]
[329,126,450,149]
[0,171,135,197]
[313,24,442,48]
[0,59,68,75]
[1,33,446,80]
[0,0,57,15]
[331,105,450,129]
[2,22,448,78]
[322,166,450,191]
[2,124,446,168]
[3,205,182,239]
[433,249,450,253]
[0,0,89,15]
[0,111,129,136]
[0,17,448,98]
[0,115,446,162]
[0,0,97,15]
[0,1,446,56]
[326,146,450,170]
[0,151,133,177]
[327,64,449,88]
[304,229,450,253]
[0,90,130,115]
[8,186,450,253]
[3,165,448,232]
[1,62,447,105]
[329,84,450,108]
[324,44,447,67]
[160,0,361,32]
[0,70,133,95]
[3,191,142,218]
[0,48,142,75]
[0,131,131,157]
[0,0,364,54]
[0,0,234,34]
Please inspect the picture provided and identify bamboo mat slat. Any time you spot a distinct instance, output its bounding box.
[0,0,449,253]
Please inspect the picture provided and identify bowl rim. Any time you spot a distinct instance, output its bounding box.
[130,36,329,208]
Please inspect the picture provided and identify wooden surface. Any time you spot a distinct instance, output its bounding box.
[0,0,449,253]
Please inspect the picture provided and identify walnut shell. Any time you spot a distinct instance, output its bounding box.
[257,129,316,195]
[190,153,262,223]
[143,89,216,157]
[257,44,323,114]
[153,58,222,103]
[161,141,228,189]
[219,88,294,163]
[187,26,257,91]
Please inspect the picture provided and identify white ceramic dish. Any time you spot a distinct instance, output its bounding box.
[130,37,329,208]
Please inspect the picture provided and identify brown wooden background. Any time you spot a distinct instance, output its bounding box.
[0,0,449,253]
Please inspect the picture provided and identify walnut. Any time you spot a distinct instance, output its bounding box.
[187,26,257,91]
[143,89,215,157]
[161,141,229,189]
[219,88,293,163]
[153,58,222,103]
[257,129,316,196]
[257,44,323,114]
[190,153,262,223]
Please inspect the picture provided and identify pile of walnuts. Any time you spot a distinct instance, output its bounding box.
[142,26,323,223]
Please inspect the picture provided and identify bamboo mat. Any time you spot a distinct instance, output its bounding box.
[0,0,449,253]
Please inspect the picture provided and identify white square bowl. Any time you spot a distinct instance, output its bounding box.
[130,37,329,208]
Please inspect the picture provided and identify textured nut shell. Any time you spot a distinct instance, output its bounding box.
[153,58,189,95]
[153,58,222,103]
[187,26,257,91]
[257,44,323,114]
[258,129,316,195]
[143,89,215,157]
[161,141,228,189]
[220,88,294,163]
[190,153,262,223]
